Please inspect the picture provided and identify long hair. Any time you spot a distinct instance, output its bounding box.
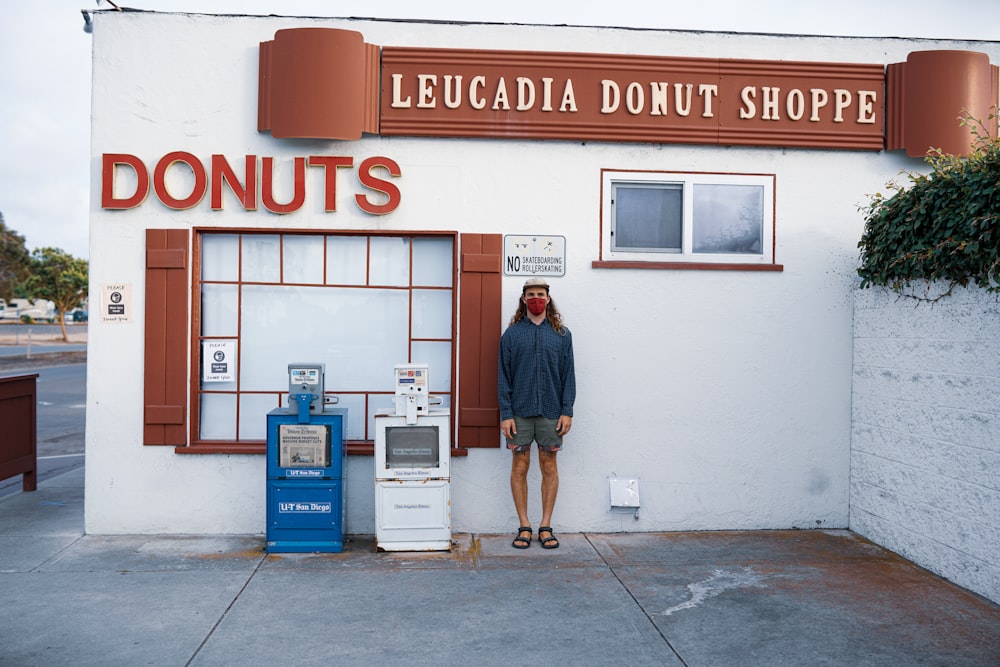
[508,293,566,334]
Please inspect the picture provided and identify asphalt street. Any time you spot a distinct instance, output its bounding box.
[0,343,87,357]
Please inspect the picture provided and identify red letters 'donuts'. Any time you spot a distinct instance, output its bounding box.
[101,152,401,215]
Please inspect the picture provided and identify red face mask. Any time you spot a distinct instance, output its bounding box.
[525,297,547,316]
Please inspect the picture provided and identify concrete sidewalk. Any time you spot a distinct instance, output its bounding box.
[1,467,998,666]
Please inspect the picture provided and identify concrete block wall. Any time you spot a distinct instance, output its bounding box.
[851,284,1000,604]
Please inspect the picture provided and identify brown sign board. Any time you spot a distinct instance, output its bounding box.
[258,29,998,156]
[380,48,885,150]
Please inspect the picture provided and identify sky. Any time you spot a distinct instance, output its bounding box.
[0,0,996,260]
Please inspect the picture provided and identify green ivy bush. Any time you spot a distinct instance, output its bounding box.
[857,117,999,297]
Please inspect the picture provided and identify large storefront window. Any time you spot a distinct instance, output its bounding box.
[194,231,455,450]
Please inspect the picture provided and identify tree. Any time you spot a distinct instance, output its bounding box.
[0,212,32,299]
[25,247,89,342]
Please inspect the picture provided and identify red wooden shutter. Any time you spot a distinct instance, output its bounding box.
[144,229,189,446]
[457,233,503,448]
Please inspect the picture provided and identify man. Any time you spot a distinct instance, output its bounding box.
[498,277,576,550]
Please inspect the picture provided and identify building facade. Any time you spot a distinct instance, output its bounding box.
[86,11,998,543]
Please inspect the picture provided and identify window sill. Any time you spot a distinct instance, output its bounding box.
[175,442,266,455]
[175,440,373,456]
[175,441,470,457]
[592,260,783,271]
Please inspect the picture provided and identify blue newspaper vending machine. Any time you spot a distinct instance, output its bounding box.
[266,363,346,553]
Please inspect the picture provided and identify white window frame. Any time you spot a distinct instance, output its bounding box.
[601,170,776,266]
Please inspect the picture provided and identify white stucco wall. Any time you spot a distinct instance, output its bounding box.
[851,285,1000,603]
[84,11,1000,537]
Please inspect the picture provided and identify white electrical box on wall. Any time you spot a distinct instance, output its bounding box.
[608,477,641,510]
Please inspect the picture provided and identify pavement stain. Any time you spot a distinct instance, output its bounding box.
[656,566,770,616]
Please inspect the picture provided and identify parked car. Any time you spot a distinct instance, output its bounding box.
[72,310,89,322]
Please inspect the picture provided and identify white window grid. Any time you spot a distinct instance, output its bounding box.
[601,169,776,265]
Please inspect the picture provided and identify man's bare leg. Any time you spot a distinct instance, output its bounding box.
[537,449,559,548]
[511,450,532,545]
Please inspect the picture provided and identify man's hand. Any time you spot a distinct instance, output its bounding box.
[556,415,572,436]
[501,418,517,439]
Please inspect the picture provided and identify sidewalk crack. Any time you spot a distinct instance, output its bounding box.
[185,552,267,666]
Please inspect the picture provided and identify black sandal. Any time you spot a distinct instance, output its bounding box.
[512,526,532,549]
[538,526,559,549]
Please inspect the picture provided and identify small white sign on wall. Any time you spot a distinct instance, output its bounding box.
[100,282,132,323]
[202,340,236,383]
[503,235,566,276]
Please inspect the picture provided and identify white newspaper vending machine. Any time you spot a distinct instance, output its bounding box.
[374,364,451,551]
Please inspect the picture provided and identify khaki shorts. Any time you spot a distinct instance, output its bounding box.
[506,416,563,453]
